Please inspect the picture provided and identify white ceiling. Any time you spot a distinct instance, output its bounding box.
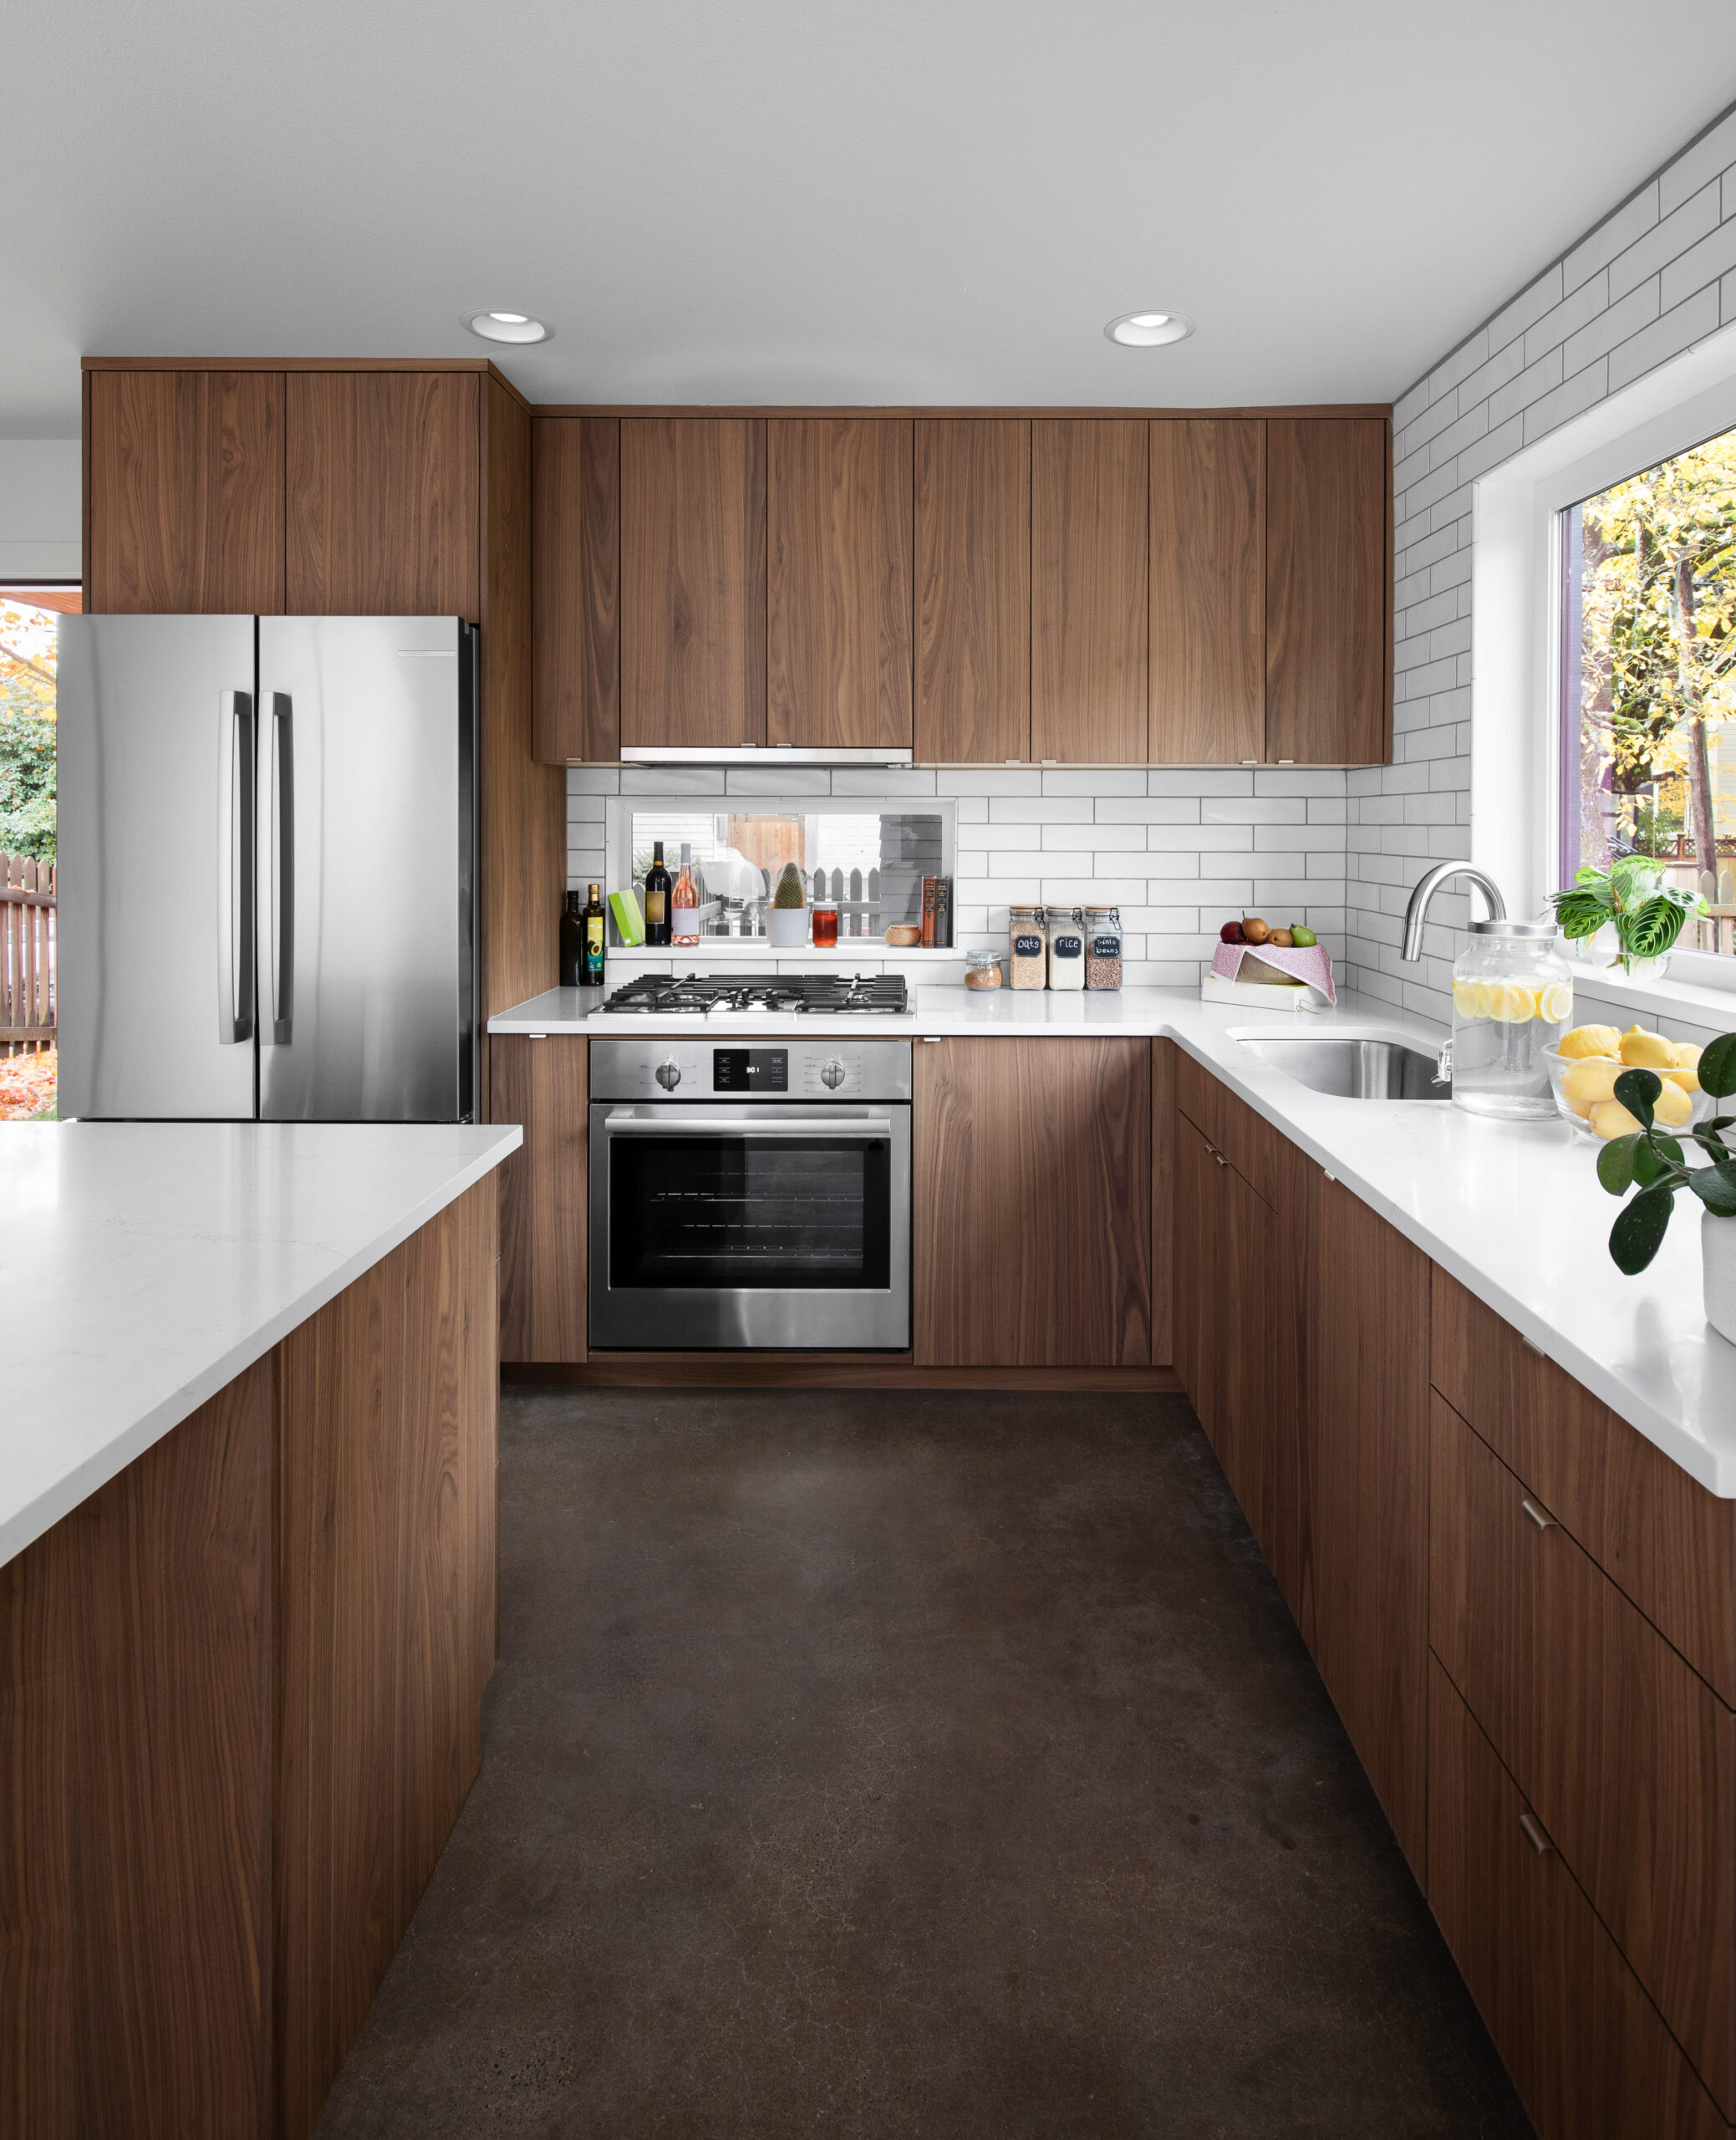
[7,1,1736,436]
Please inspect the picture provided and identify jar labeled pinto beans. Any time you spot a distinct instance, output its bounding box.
[1009,906,1046,990]
[1085,906,1123,991]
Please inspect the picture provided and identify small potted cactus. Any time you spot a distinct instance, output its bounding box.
[767,862,809,947]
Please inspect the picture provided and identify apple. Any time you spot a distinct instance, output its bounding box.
[1241,916,1272,945]
[1219,920,1245,944]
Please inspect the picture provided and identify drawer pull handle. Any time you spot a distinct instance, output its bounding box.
[1519,1812,1555,1856]
[1521,1498,1557,1531]
[1205,1145,1229,1169]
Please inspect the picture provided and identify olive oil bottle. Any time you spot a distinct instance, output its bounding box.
[582,884,608,987]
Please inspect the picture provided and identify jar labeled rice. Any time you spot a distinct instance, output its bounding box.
[1009,906,1046,990]
[1047,906,1086,991]
[1086,906,1123,991]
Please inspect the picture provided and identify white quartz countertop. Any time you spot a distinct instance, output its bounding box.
[491,981,1736,1496]
[0,1122,522,1569]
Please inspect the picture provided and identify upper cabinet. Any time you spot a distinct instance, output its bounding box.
[1148,418,1265,766]
[1031,420,1149,764]
[768,417,914,751]
[1266,416,1388,766]
[285,372,480,619]
[88,369,286,615]
[532,416,619,764]
[914,419,1031,765]
[621,417,766,751]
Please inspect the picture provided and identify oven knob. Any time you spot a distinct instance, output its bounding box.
[654,1058,682,1091]
[820,1057,847,1090]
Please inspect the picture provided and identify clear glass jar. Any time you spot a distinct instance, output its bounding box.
[1009,906,1046,990]
[1085,906,1123,990]
[1046,905,1086,991]
[1449,920,1575,1120]
[965,949,1002,990]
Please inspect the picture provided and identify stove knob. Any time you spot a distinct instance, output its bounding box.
[654,1058,683,1092]
[820,1058,847,1090]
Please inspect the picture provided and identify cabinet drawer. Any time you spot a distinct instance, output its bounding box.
[1432,1266,1736,1707]
[1428,1657,1731,2140]
[1213,1084,1288,1212]
[1432,1394,1736,2113]
[1174,1048,1219,1143]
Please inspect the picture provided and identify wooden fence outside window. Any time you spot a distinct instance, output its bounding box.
[2,853,55,1057]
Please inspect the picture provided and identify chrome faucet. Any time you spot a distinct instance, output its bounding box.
[1401,863,1508,961]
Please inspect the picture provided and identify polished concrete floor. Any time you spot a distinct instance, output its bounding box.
[314,1389,1533,2139]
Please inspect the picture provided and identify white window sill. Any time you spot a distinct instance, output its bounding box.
[1566,953,1736,1033]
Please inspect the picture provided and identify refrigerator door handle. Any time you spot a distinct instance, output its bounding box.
[266,692,295,1043]
[217,690,255,1043]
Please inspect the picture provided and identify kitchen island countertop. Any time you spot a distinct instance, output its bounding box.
[0,1120,521,1567]
[491,981,1736,1496]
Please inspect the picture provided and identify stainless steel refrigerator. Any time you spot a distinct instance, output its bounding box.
[58,614,478,1122]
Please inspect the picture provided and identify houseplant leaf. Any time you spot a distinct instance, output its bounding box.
[1612,1067,1660,1131]
[1701,1033,1736,1100]
[1609,1183,1676,1274]
[1686,1163,1736,1218]
[1596,1133,1642,1195]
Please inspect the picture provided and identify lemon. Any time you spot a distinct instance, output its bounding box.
[1589,1098,1643,1139]
[1472,981,1495,1019]
[1539,981,1574,1025]
[1667,1042,1704,1093]
[1558,1057,1620,1113]
[1618,1026,1675,1069]
[1452,978,1483,1019]
[1653,1078,1695,1128]
[1489,983,1531,1022]
[1559,1022,1622,1059]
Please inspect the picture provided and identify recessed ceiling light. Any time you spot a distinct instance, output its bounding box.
[1105,310,1194,349]
[464,311,552,345]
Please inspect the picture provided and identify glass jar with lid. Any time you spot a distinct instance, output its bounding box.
[1085,906,1123,991]
[1448,920,1575,1119]
[1046,905,1086,991]
[1008,906,1046,990]
[965,949,1003,991]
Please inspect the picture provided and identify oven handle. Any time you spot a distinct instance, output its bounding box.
[598,1108,895,1136]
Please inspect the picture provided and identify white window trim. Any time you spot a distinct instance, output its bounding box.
[1472,315,1736,1012]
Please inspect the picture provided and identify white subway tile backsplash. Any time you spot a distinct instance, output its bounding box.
[1095,796,1201,823]
[1202,796,1307,825]
[1041,767,1147,795]
[1148,769,1254,796]
[937,769,1042,796]
[990,795,1093,823]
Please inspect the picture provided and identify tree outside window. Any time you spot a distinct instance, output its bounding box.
[0,592,64,861]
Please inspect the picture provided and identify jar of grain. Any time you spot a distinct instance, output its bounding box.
[1047,905,1086,991]
[1085,906,1123,991]
[965,950,1003,990]
[1009,907,1046,990]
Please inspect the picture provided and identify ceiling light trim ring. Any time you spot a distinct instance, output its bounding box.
[1104,310,1195,349]
[464,311,552,345]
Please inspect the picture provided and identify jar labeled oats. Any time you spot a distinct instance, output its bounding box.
[1085,906,1123,991]
[1009,906,1046,990]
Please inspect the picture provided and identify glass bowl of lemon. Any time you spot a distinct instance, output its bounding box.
[1545,1022,1708,1139]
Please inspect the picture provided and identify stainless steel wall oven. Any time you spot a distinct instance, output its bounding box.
[588,1038,912,1349]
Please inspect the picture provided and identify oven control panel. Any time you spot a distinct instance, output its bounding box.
[589,1038,913,1103]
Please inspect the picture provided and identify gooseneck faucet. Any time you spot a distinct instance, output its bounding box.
[1401,863,1508,961]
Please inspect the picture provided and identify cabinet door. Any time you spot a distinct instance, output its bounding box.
[1265,417,1387,765]
[769,417,914,750]
[1305,1172,1430,1876]
[491,1035,588,1363]
[1031,420,1148,763]
[1173,1111,1221,1444]
[621,418,766,750]
[532,415,619,762]
[1428,1658,1729,2140]
[914,418,1030,763]
[1148,419,1265,766]
[914,1037,1151,1366]
[286,372,481,618]
[87,369,285,614]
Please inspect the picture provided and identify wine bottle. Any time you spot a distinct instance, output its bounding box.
[673,843,699,945]
[582,884,608,987]
[644,840,672,946]
[559,889,585,987]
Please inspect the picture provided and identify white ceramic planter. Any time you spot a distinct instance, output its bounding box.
[1705,1210,1736,1347]
[767,908,808,949]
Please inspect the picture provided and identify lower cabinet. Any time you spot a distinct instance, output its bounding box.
[914,1036,1153,1365]
[491,1034,589,1363]
[1428,1658,1729,2140]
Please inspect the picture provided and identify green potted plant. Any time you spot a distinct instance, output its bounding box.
[1550,856,1705,977]
[767,861,809,948]
[1596,1034,1736,1343]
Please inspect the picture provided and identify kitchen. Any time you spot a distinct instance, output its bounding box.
[8,8,1736,2137]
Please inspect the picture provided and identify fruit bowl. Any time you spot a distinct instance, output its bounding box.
[1544,1046,1708,1140]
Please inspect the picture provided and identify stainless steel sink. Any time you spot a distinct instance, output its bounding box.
[1236,1034,1451,1099]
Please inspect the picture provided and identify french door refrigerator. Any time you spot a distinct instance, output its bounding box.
[58,614,478,1122]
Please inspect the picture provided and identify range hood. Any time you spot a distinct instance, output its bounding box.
[618,744,915,767]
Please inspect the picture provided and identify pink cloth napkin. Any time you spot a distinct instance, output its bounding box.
[1210,940,1336,1005]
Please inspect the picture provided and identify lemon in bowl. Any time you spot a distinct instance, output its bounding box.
[1546,1027,1705,1135]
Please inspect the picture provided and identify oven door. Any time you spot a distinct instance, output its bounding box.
[588,1103,912,1349]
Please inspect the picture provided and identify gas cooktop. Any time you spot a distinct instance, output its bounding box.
[600,972,909,1017]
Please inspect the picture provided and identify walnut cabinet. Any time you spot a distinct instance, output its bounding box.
[1169,1051,1736,2140]
[529,409,1390,768]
